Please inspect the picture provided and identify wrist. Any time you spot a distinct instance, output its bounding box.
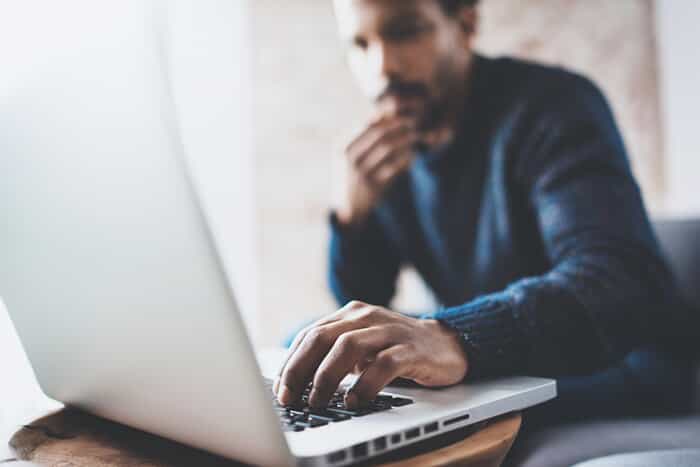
[423,319,469,378]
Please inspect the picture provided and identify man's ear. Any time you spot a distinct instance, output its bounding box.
[456,5,478,38]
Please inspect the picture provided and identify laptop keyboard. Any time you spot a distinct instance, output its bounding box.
[264,378,413,433]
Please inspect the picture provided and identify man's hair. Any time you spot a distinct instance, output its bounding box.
[438,0,479,15]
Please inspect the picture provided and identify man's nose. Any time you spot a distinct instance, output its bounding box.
[368,41,402,83]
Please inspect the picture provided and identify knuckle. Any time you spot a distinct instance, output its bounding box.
[381,323,401,340]
[376,167,393,182]
[375,142,391,158]
[336,332,357,354]
[402,341,417,353]
[306,327,328,347]
[368,307,383,319]
[346,300,366,310]
[376,352,399,372]
[358,306,383,322]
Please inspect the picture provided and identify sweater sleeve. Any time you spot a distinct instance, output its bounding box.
[328,211,402,307]
[428,77,677,378]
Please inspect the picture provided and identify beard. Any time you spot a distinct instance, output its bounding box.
[417,96,450,131]
[373,54,464,132]
[419,55,462,131]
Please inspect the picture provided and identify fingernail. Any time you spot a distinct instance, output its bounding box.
[345,392,358,410]
[279,384,293,405]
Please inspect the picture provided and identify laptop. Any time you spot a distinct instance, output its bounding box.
[0,2,556,465]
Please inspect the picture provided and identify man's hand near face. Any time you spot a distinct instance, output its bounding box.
[335,114,454,228]
[273,301,468,409]
[335,115,418,228]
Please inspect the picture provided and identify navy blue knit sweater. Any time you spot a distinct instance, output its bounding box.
[328,55,682,379]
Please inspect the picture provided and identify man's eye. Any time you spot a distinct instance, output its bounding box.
[353,37,369,50]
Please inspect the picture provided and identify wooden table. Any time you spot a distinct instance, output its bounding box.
[3,409,520,467]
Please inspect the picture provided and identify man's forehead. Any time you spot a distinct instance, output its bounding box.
[333,0,437,37]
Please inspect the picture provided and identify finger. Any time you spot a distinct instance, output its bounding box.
[273,302,364,393]
[360,132,417,179]
[276,318,368,406]
[276,322,341,404]
[420,126,454,149]
[345,116,401,157]
[345,345,409,409]
[273,326,312,394]
[354,122,416,169]
[274,319,331,393]
[347,118,414,167]
[308,326,398,408]
[369,151,415,187]
[353,356,376,375]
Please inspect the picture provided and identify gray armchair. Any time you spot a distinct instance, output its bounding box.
[508,218,700,467]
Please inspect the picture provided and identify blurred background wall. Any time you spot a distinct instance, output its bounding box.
[655,1,700,217]
[252,0,694,346]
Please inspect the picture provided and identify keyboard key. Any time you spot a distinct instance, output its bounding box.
[308,408,351,422]
[283,424,305,432]
[371,399,393,410]
[295,418,329,428]
[286,402,307,412]
[281,417,305,427]
[390,397,413,407]
[327,406,373,417]
[269,379,414,433]
[309,414,344,424]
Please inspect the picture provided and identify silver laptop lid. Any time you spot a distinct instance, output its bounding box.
[0,1,290,465]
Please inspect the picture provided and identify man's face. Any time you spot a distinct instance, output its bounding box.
[334,0,474,131]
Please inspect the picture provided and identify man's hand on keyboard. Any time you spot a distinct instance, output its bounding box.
[273,301,468,410]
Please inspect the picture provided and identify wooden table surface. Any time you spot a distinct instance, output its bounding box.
[0,303,62,464]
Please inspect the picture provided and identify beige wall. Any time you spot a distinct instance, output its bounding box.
[252,0,662,346]
[476,0,663,207]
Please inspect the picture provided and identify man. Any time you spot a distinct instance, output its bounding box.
[274,0,694,426]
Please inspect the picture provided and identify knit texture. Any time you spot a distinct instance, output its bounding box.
[328,54,683,379]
